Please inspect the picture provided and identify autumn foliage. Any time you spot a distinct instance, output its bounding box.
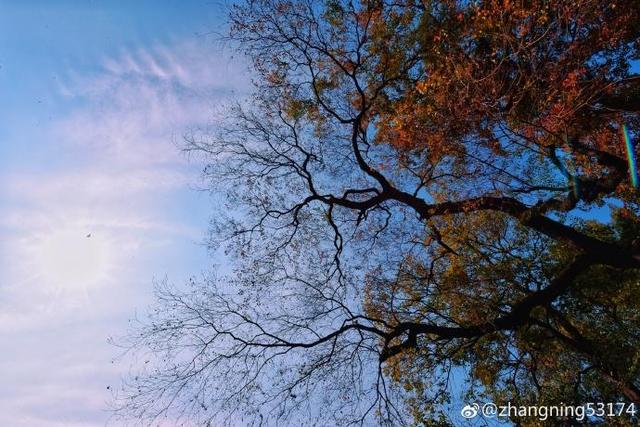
[118,1,640,425]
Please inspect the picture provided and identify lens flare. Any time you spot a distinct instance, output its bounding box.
[622,124,638,188]
[571,175,580,199]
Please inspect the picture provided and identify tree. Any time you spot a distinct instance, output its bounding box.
[115,0,640,425]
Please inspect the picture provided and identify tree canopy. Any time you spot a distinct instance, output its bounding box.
[116,0,640,425]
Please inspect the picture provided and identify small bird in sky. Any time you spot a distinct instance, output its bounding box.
[86,233,91,238]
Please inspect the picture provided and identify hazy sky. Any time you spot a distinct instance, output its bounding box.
[0,1,246,425]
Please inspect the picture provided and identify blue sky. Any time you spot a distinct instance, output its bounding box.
[0,1,247,425]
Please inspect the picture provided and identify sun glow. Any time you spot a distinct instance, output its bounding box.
[31,227,112,290]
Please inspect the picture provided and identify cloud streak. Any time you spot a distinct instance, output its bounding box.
[0,37,247,426]
[55,39,247,166]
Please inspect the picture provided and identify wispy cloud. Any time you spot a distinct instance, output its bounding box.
[54,39,247,165]
[0,37,247,426]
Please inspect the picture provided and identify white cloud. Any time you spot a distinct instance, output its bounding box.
[54,38,248,166]
[0,37,246,426]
